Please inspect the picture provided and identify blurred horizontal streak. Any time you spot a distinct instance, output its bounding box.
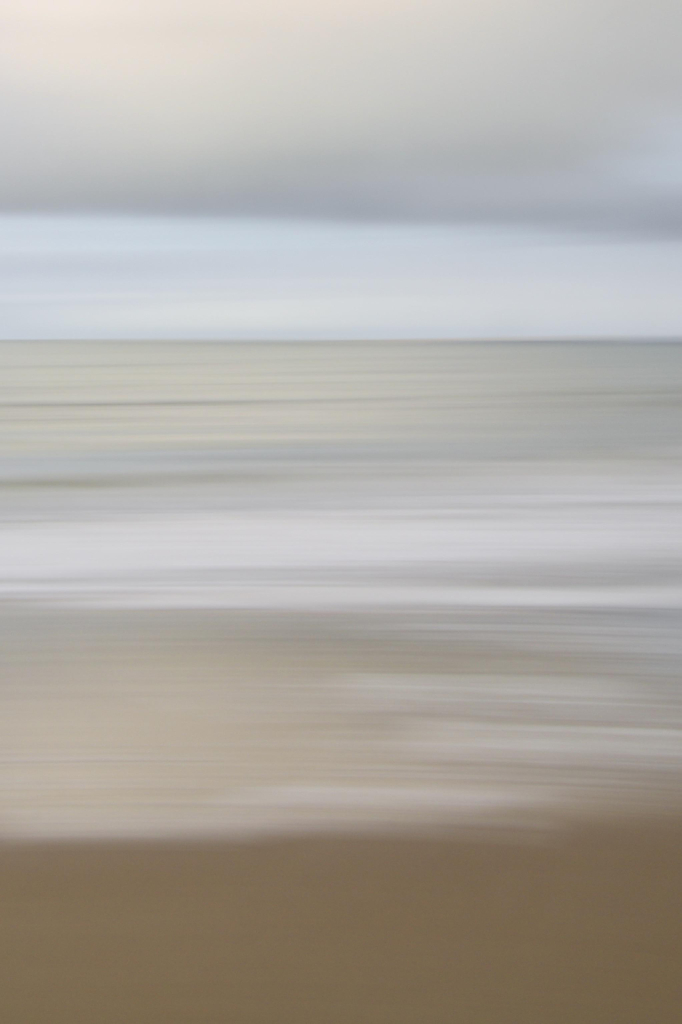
[0,338,681,839]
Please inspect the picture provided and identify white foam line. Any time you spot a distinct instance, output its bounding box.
[0,510,678,580]
[0,785,560,841]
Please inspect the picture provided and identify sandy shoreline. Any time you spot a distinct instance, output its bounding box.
[2,817,681,1024]
[2,606,681,840]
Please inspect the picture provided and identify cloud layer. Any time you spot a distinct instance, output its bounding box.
[1,0,682,227]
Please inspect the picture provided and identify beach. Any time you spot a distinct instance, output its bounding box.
[1,339,681,1019]
[2,819,682,1024]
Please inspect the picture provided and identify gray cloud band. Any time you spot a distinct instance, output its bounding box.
[1,0,681,230]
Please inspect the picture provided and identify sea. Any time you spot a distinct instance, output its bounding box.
[1,339,681,838]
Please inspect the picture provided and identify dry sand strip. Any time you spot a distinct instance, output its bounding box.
[1,817,682,1024]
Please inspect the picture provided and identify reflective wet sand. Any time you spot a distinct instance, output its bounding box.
[1,607,681,838]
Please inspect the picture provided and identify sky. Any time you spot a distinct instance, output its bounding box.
[1,0,681,338]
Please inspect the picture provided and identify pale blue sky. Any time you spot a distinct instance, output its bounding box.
[2,215,681,340]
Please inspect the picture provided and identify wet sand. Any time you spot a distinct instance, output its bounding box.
[2,818,682,1024]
